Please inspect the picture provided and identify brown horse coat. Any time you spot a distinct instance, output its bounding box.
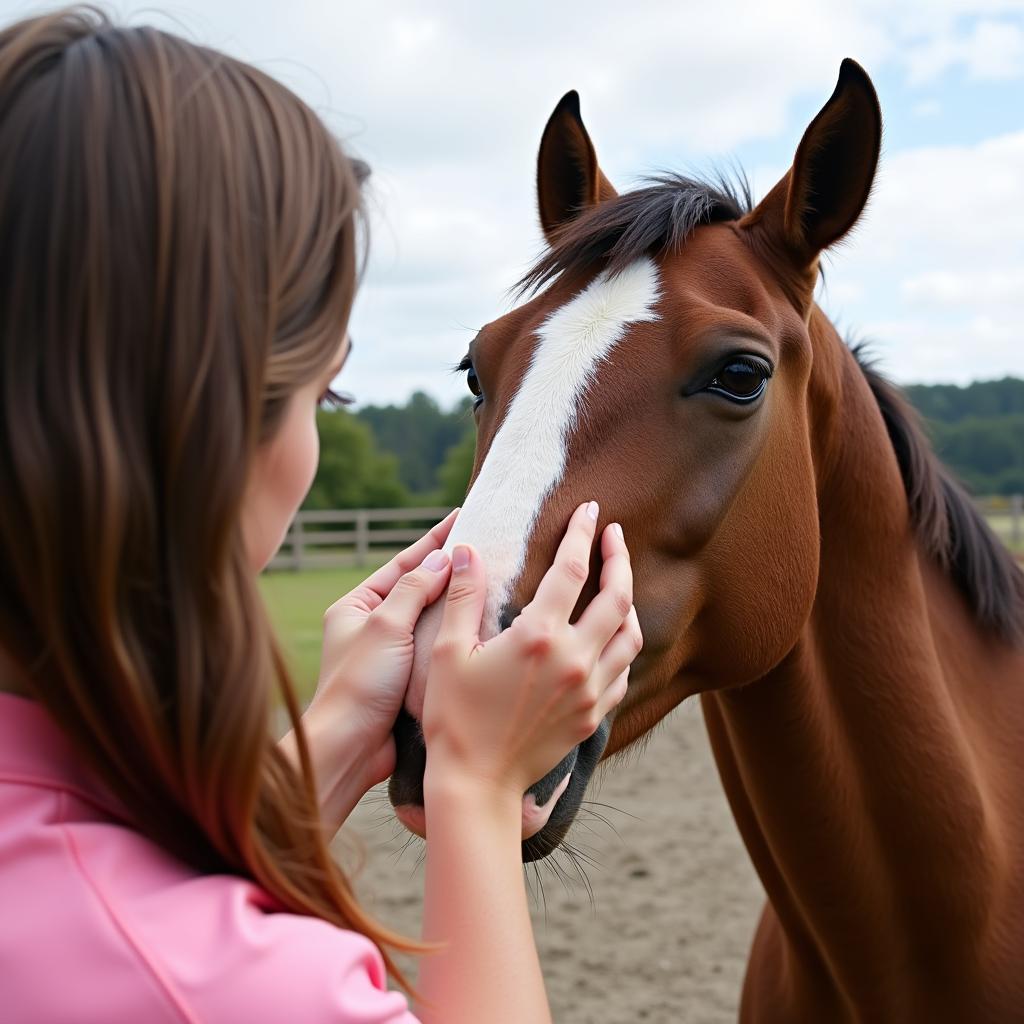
[399,60,1024,1021]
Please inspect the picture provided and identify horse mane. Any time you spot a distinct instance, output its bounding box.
[517,172,753,296]
[516,170,1022,645]
[853,345,1024,647]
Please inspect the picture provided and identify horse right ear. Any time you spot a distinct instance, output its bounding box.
[536,91,617,244]
[741,59,881,276]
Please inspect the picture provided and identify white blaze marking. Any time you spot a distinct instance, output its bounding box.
[443,257,660,639]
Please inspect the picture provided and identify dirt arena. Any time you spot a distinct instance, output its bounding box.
[340,699,765,1023]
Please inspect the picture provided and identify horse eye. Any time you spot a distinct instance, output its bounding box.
[705,358,771,404]
[466,365,482,399]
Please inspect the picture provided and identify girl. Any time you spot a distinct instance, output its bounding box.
[0,7,640,1023]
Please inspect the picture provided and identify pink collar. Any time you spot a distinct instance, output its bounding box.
[0,692,131,822]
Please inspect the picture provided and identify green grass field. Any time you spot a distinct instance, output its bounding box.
[986,513,1024,554]
[258,559,389,702]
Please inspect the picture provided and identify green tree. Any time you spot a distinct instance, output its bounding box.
[905,377,1024,424]
[357,393,474,498]
[437,426,477,505]
[303,409,408,510]
[926,414,1024,496]
[901,377,1024,496]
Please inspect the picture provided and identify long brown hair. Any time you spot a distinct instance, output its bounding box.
[0,5,415,987]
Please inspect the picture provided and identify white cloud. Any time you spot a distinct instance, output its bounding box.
[901,267,1024,308]
[0,0,1020,400]
[848,131,1024,260]
[858,314,1019,383]
[912,98,942,117]
[905,17,1024,85]
[820,130,1024,384]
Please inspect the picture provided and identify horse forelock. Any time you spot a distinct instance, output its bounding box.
[517,171,752,298]
[443,258,662,638]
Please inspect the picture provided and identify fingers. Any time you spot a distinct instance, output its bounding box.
[433,545,487,661]
[596,605,644,679]
[571,662,631,745]
[360,508,459,600]
[582,612,640,734]
[593,669,630,722]
[575,522,633,646]
[527,502,600,622]
[368,546,453,637]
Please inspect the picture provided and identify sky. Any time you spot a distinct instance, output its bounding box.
[3,0,1023,408]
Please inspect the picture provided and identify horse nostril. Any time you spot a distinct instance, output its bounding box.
[388,708,427,810]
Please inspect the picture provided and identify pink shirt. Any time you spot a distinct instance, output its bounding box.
[0,693,420,1023]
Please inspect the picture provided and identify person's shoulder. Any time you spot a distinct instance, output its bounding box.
[74,824,418,1023]
[0,772,417,1023]
[153,874,417,1023]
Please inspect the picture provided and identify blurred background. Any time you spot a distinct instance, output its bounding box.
[3,4,1019,1021]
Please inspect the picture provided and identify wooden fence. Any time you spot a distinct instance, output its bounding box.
[268,496,1023,572]
[979,494,1023,557]
[268,507,454,571]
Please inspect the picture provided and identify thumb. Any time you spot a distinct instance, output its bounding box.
[371,548,452,636]
[436,544,487,655]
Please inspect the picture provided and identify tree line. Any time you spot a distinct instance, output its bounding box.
[303,377,1024,510]
[303,393,475,511]
[904,378,1024,496]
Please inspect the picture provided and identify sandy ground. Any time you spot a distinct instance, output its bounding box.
[339,699,765,1023]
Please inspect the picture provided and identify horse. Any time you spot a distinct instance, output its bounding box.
[392,59,1024,1021]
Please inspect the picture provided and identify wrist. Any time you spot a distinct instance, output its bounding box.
[423,775,524,848]
[279,695,376,829]
[423,754,524,817]
[310,692,377,776]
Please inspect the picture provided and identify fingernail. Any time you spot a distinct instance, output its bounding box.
[453,545,471,572]
[613,522,624,540]
[423,549,449,572]
[586,501,599,521]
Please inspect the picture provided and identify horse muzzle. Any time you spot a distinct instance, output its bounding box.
[391,586,611,861]
[388,708,610,862]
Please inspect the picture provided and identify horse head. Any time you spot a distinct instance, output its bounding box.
[390,60,881,862]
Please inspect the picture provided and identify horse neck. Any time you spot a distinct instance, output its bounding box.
[703,309,1019,1011]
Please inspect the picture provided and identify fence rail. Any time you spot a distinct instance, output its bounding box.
[979,494,1023,556]
[268,507,454,571]
[268,496,1024,572]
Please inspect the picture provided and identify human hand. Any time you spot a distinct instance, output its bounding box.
[421,502,642,801]
[284,509,459,828]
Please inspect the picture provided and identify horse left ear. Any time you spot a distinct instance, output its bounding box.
[742,59,881,270]
[537,90,618,243]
